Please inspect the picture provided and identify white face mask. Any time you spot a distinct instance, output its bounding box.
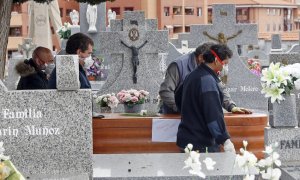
[220,64,229,77]
[83,56,94,69]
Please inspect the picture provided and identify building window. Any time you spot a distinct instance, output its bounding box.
[164,7,170,16]
[273,23,276,31]
[124,7,134,11]
[185,26,190,32]
[197,7,202,16]
[185,7,194,15]
[266,24,270,32]
[51,27,55,34]
[12,4,22,13]
[173,6,182,15]
[278,9,281,16]
[278,24,282,31]
[9,27,22,36]
[66,9,72,17]
[111,7,120,15]
[60,8,63,17]
[173,26,183,33]
[267,9,270,15]
[272,9,276,15]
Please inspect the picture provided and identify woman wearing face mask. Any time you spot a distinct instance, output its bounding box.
[15,46,53,90]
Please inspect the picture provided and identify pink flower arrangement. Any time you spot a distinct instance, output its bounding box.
[94,93,119,108]
[248,58,262,76]
[117,89,149,105]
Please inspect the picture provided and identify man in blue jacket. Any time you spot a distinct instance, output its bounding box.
[48,33,93,89]
[159,42,251,114]
[176,44,236,153]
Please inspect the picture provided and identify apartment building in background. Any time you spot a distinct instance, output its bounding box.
[8,0,79,59]
[107,0,299,40]
[8,0,300,59]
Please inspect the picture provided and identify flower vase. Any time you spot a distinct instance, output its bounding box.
[269,94,298,127]
[60,39,68,50]
[123,103,143,113]
[100,106,112,113]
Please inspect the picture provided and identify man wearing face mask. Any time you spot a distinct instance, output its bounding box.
[48,33,94,89]
[160,42,251,114]
[15,46,53,90]
[177,44,236,153]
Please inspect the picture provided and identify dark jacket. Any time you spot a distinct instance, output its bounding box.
[15,59,48,90]
[47,64,91,89]
[176,63,230,150]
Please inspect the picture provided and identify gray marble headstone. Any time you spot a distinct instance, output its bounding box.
[79,2,106,39]
[93,153,258,179]
[165,42,183,67]
[0,55,92,177]
[3,56,23,90]
[171,4,266,111]
[95,11,168,112]
[269,53,300,65]
[280,162,300,180]
[271,34,283,52]
[286,44,300,53]
[56,55,80,90]
[265,127,300,162]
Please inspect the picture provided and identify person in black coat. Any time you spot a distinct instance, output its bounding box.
[176,44,236,153]
[15,46,53,90]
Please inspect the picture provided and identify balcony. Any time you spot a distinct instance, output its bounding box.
[7,37,23,50]
[10,12,23,27]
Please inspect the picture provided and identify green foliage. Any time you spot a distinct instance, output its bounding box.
[13,0,114,5]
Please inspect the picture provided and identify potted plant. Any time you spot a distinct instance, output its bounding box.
[94,93,119,113]
[56,22,71,50]
[117,89,149,113]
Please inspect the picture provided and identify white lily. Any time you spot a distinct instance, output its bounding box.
[203,157,216,170]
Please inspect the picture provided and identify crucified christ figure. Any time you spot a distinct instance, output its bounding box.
[203,30,242,44]
[121,40,148,84]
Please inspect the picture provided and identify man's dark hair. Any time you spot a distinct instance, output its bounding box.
[202,44,233,63]
[65,33,94,54]
[194,42,215,57]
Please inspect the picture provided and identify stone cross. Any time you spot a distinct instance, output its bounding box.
[174,4,267,111]
[94,11,168,112]
[0,55,92,177]
[18,38,36,59]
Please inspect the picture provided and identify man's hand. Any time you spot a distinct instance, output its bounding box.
[224,139,236,153]
[231,107,252,114]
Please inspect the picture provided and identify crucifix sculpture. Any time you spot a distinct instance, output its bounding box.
[121,40,148,83]
[203,30,242,44]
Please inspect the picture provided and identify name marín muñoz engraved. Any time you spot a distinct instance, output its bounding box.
[1,108,60,137]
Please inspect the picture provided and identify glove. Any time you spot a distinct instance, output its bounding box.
[231,107,252,114]
[224,139,236,153]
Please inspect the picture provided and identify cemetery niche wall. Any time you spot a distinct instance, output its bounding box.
[0,55,92,178]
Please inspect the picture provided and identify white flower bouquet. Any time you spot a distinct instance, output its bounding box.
[261,62,300,103]
[94,93,119,108]
[57,22,71,39]
[117,89,149,105]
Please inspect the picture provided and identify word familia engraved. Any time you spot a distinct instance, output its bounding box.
[2,108,42,119]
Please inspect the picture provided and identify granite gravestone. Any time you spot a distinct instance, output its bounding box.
[286,31,300,53]
[0,55,92,178]
[94,11,168,112]
[170,4,267,111]
[4,55,23,90]
[165,42,183,68]
[270,34,283,52]
[93,153,259,179]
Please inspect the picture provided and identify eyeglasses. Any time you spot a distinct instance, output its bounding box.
[210,50,224,65]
